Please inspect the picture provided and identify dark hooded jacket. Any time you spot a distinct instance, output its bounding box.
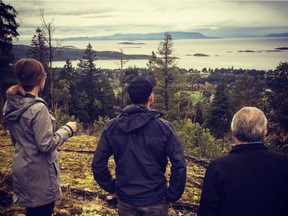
[3,93,73,207]
[198,143,288,216]
[92,105,186,206]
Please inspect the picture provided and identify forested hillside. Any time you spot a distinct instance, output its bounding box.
[12,45,149,61]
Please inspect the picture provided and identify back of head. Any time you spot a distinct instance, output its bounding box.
[231,107,267,143]
[8,58,45,96]
[128,75,157,104]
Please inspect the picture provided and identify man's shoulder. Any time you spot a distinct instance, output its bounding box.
[209,147,288,168]
[209,154,231,165]
[155,117,175,130]
[106,117,118,126]
[266,150,288,163]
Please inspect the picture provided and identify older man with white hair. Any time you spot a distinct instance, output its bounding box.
[198,106,288,216]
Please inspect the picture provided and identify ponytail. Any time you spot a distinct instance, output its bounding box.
[7,58,45,96]
[7,83,26,96]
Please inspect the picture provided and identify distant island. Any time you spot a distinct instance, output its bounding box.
[186,53,210,57]
[265,33,288,38]
[118,42,146,45]
[238,50,256,53]
[238,48,287,53]
[275,47,288,50]
[12,45,149,61]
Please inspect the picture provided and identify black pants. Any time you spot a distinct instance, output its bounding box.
[26,202,55,216]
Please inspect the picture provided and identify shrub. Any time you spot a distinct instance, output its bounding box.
[173,119,221,160]
[92,116,111,136]
[54,109,84,134]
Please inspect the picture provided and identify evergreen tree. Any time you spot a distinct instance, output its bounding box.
[147,51,157,73]
[28,27,48,67]
[0,1,19,123]
[59,59,74,80]
[269,62,288,130]
[69,89,90,124]
[77,43,100,124]
[117,67,139,108]
[27,27,51,104]
[204,80,231,140]
[149,33,180,118]
[77,43,115,125]
[229,71,266,114]
[54,79,71,113]
[54,59,75,113]
[97,74,116,118]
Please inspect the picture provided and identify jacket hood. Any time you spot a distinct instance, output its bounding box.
[3,93,46,122]
[116,104,162,133]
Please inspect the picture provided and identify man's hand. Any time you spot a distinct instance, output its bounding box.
[106,192,118,200]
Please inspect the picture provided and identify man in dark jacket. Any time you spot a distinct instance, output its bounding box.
[198,107,288,216]
[92,75,186,216]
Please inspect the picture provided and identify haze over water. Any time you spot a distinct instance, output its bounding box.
[15,37,288,70]
[47,37,288,70]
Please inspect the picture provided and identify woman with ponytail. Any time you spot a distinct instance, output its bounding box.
[3,58,77,216]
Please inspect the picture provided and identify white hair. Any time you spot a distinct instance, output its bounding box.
[231,107,267,142]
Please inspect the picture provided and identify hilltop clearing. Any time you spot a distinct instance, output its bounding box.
[0,135,206,216]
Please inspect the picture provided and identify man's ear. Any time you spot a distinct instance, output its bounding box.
[262,128,268,141]
[232,132,240,143]
[148,93,154,103]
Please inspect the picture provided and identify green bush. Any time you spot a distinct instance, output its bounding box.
[92,116,111,136]
[173,119,221,160]
[54,109,84,134]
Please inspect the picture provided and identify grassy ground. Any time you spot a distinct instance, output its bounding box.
[0,134,205,216]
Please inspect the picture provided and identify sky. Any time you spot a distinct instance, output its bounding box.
[4,0,288,42]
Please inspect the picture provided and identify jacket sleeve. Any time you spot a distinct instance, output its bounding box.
[91,130,116,194]
[32,104,72,153]
[198,162,221,216]
[165,124,187,202]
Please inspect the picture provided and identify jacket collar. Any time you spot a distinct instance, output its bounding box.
[230,143,267,153]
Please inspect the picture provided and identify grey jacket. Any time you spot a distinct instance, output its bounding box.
[3,93,73,207]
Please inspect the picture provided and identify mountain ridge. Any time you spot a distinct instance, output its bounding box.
[58,31,218,41]
[57,31,288,41]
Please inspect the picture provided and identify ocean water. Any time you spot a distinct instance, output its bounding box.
[18,37,288,70]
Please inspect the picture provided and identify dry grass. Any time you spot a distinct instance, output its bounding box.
[0,134,205,216]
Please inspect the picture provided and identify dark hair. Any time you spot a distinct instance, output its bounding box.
[7,58,45,96]
[128,76,157,104]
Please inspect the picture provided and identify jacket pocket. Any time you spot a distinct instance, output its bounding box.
[47,152,60,194]
[47,152,60,176]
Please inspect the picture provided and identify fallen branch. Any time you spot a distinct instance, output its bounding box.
[58,148,94,154]
[186,156,210,168]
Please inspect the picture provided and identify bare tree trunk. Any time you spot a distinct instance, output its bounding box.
[193,103,198,123]
[40,9,56,112]
[184,99,191,121]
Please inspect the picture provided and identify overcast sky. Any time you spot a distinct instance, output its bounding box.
[4,0,288,41]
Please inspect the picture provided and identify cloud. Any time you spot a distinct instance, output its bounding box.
[5,0,288,41]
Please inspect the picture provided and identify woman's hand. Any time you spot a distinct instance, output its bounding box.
[66,121,77,133]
